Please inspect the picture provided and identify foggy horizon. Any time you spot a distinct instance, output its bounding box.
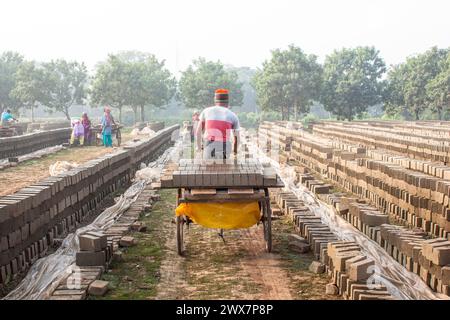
[1,0,449,75]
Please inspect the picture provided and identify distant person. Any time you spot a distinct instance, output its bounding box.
[195,89,240,159]
[101,107,115,147]
[70,119,85,146]
[191,110,200,142]
[81,112,92,145]
[1,109,17,127]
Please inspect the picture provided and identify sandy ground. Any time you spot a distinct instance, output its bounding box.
[0,133,133,197]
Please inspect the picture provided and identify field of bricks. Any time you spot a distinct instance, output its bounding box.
[258,120,450,298]
[0,125,178,294]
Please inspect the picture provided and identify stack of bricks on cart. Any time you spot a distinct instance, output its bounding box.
[49,182,160,299]
[0,128,71,159]
[0,125,179,287]
[259,121,450,239]
[160,159,279,188]
[269,189,395,299]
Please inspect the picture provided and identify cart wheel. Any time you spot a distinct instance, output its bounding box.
[116,128,122,147]
[176,189,184,255]
[176,215,184,255]
[263,189,272,253]
[263,203,272,252]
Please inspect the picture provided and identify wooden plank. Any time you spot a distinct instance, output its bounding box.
[228,188,254,194]
[190,188,217,195]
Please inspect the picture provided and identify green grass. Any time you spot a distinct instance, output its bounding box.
[93,189,176,300]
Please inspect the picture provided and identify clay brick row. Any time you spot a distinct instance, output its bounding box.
[0,125,179,286]
[271,189,394,299]
[263,122,450,238]
[0,128,71,159]
[379,225,450,296]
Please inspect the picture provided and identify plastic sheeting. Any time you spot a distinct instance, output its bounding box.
[246,132,447,300]
[3,135,182,300]
[176,201,261,229]
[49,161,79,176]
[131,127,156,138]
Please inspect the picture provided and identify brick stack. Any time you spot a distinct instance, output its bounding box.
[325,241,394,300]
[39,121,71,131]
[0,128,71,159]
[76,232,112,267]
[379,225,450,296]
[49,183,159,299]
[271,189,394,299]
[296,168,450,297]
[313,121,450,163]
[0,125,179,286]
[160,159,280,188]
[263,122,450,239]
[147,121,165,132]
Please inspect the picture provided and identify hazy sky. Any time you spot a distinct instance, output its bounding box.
[1,0,449,75]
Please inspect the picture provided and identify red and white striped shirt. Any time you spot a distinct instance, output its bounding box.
[197,106,240,142]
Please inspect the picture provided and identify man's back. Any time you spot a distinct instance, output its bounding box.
[199,106,240,142]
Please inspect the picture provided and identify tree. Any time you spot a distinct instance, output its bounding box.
[0,51,24,114]
[179,58,243,110]
[90,55,133,122]
[384,63,408,118]
[126,54,176,122]
[90,52,175,123]
[321,47,386,120]
[41,59,87,120]
[10,61,47,122]
[253,45,322,120]
[426,53,450,119]
[404,47,449,120]
[384,47,449,120]
[226,66,258,113]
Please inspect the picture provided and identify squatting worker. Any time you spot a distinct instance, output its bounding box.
[195,89,240,159]
[1,109,17,126]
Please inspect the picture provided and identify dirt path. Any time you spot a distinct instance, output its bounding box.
[99,189,339,300]
[155,216,190,300]
[238,228,293,299]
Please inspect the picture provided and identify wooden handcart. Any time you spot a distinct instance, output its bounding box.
[91,124,123,147]
[175,187,275,255]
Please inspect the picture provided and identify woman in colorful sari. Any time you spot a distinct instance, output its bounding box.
[81,112,92,145]
[101,107,115,147]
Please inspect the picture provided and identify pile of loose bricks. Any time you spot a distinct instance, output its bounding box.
[0,125,178,288]
[49,182,160,299]
[270,189,395,299]
[0,128,71,159]
[160,159,279,188]
[259,120,450,297]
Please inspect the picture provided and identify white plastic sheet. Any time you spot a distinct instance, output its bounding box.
[3,136,182,300]
[247,132,447,300]
[49,161,79,176]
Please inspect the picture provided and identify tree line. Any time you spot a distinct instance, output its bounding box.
[254,45,450,121]
[1,46,449,123]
